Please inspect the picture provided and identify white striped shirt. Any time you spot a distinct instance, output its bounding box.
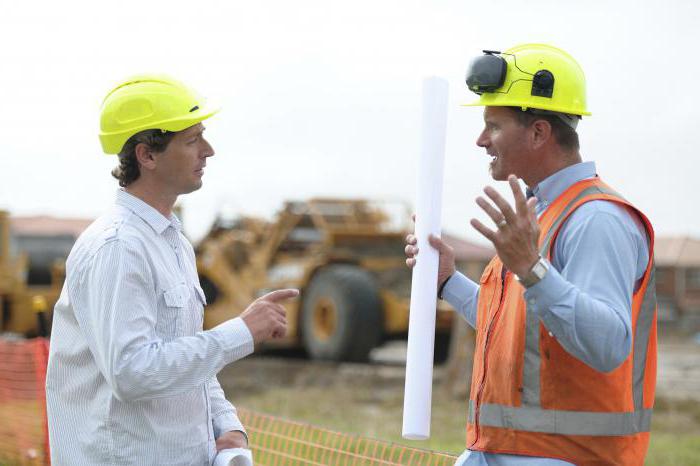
[46,189,254,465]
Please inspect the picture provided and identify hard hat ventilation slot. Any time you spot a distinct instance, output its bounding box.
[189,105,199,112]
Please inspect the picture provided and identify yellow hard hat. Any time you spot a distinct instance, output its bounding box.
[99,74,219,154]
[464,44,590,116]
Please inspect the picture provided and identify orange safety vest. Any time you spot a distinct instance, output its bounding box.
[467,177,657,466]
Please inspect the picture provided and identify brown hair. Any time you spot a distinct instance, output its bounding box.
[508,107,580,152]
[111,129,176,187]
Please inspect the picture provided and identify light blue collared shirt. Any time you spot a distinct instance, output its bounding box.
[47,190,254,465]
[443,162,649,466]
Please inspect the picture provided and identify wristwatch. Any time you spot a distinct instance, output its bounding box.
[515,255,550,288]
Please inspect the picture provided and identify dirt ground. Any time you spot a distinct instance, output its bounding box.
[218,338,700,464]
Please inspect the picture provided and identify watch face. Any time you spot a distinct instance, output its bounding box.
[532,260,548,280]
[517,257,549,288]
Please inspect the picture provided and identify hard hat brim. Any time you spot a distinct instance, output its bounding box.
[100,101,221,155]
[460,99,591,117]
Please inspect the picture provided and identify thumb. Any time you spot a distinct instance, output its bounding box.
[427,234,447,252]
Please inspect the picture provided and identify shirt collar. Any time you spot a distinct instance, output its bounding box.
[530,161,597,207]
[115,189,181,235]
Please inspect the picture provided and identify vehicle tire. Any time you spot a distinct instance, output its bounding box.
[301,265,382,362]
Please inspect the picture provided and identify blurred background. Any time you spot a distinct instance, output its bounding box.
[1,0,699,464]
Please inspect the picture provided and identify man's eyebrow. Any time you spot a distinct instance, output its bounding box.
[187,126,206,137]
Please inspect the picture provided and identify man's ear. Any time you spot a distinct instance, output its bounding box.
[530,119,553,150]
[134,143,157,171]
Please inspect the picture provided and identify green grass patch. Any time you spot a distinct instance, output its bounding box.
[224,360,700,464]
[647,433,700,466]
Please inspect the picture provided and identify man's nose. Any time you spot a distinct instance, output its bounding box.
[476,130,489,148]
[202,138,214,158]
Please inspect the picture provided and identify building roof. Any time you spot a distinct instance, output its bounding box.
[442,231,494,262]
[10,216,93,238]
[655,236,700,267]
[440,234,700,268]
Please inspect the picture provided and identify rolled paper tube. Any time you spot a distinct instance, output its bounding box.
[402,76,448,440]
[212,448,254,466]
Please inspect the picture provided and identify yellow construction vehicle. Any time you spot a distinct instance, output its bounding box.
[0,210,64,337]
[196,198,454,361]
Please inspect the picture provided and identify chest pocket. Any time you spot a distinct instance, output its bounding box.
[157,283,189,339]
[190,284,206,332]
[194,284,207,307]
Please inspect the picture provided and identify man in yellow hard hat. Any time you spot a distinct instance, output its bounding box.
[406,44,657,465]
[46,75,298,465]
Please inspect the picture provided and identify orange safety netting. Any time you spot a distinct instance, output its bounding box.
[0,337,50,466]
[238,408,458,466]
[0,337,457,466]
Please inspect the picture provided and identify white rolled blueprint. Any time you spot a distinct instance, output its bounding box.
[402,77,448,440]
[213,448,253,466]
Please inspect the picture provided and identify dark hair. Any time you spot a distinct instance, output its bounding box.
[111,129,176,187]
[508,107,580,152]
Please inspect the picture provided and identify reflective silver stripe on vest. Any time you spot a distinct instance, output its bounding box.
[633,267,656,410]
[522,306,540,406]
[468,400,653,436]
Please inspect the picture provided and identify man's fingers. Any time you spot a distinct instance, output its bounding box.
[484,186,516,223]
[470,218,497,243]
[404,244,418,256]
[406,257,416,268]
[475,196,505,227]
[508,175,528,217]
[271,303,287,317]
[405,234,417,245]
[411,213,416,223]
[274,313,287,327]
[268,314,287,339]
[526,197,538,222]
[260,289,299,303]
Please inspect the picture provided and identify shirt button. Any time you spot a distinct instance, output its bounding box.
[548,331,554,337]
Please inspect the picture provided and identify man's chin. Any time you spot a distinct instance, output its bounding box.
[180,181,203,195]
[488,167,508,181]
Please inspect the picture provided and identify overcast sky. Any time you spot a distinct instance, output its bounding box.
[1,0,698,243]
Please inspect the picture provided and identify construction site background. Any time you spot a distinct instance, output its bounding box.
[1,207,699,464]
